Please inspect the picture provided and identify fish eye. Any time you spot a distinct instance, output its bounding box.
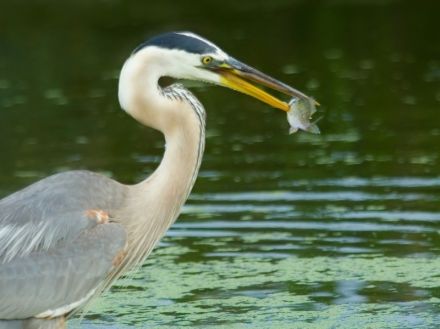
[201,56,213,65]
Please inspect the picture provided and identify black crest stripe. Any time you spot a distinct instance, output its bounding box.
[133,32,218,55]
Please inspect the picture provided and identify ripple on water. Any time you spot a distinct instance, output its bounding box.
[73,246,440,329]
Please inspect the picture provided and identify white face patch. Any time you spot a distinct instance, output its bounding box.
[119,31,235,115]
[121,46,223,90]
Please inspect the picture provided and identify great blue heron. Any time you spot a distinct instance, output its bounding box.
[0,31,312,329]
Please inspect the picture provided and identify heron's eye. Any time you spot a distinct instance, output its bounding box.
[201,56,213,65]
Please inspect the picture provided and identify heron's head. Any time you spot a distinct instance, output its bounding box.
[122,31,312,112]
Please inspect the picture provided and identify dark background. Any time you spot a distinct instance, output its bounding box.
[1,1,439,328]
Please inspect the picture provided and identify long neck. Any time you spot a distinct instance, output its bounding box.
[125,113,204,267]
[133,106,205,228]
[117,54,205,270]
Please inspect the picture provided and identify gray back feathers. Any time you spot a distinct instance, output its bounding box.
[0,171,127,261]
[0,171,128,320]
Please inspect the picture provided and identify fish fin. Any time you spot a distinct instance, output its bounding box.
[289,127,298,135]
[307,124,321,134]
[312,116,323,124]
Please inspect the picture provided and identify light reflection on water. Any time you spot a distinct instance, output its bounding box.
[73,166,440,327]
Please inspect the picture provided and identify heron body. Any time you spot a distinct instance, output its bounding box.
[0,32,313,328]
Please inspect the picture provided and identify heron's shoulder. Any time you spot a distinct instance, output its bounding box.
[0,170,128,220]
[2,170,121,197]
[0,170,128,264]
[43,170,116,184]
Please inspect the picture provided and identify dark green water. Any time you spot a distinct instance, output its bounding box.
[1,1,440,328]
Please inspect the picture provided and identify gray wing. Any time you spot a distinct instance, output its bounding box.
[0,170,128,261]
[0,223,126,319]
[0,170,129,319]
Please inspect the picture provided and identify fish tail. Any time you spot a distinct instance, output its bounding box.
[307,124,321,134]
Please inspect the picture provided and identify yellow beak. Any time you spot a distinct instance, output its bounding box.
[214,57,317,112]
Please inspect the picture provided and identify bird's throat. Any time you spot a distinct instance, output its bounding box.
[122,105,205,271]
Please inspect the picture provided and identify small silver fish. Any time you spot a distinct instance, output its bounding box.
[287,97,320,134]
